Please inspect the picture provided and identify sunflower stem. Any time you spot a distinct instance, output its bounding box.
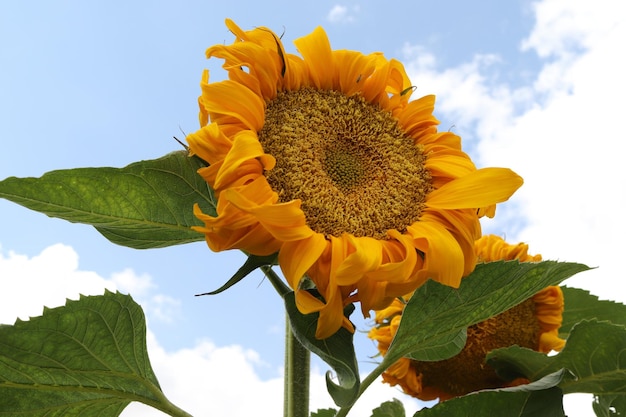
[261,265,291,297]
[284,314,310,417]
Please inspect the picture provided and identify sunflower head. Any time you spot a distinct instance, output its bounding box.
[187,19,523,339]
[368,234,565,400]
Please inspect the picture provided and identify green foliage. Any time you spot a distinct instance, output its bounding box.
[196,253,278,296]
[414,371,568,417]
[487,320,626,396]
[1,147,622,417]
[283,292,359,408]
[311,409,338,417]
[371,398,406,417]
[0,151,214,249]
[560,287,626,337]
[593,394,626,417]
[0,291,191,417]
[386,261,590,366]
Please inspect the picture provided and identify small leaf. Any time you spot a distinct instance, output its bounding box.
[487,320,626,396]
[560,286,626,338]
[414,370,567,417]
[386,261,589,366]
[195,253,278,296]
[283,292,359,408]
[311,409,338,417]
[0,151,215,249]
[0,291,191,417]
[371,398,406,417]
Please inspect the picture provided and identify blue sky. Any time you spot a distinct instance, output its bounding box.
[1,1,625,416]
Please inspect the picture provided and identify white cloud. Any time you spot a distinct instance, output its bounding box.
[521,0,623,58]
[0,243,116,323]
[123,332,424,416]
[327,4,360,23]
[0,243,179,325]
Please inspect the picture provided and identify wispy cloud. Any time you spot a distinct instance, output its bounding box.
[327,4,360,23]
[0,243,181,325]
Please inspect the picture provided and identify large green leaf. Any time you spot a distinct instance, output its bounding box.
[0,291,191,417]
[487,320,626,396]
[414,370,568,417]
[283,292,359,408]
[0,151,215,249]
[386,261,589,366]
[560,287,626,337]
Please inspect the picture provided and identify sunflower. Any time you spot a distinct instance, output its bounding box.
[368,234,565,401]
[187,19,523,339]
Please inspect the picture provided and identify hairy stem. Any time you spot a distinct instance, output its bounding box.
[284,316,311,417]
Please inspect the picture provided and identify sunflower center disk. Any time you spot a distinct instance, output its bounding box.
[258,88,432,239]
[323,145,367,190]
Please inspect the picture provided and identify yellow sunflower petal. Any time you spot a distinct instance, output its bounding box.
[213,131,274,191]
[279,234,327,289]
[315,290,347,339]
[293,26,334,90]
[335,235,383,286]
[426,167,523,209]
[201,79,265,131]
[186,122,232,165]
[332,50,378,96]
[397,95,439,137]
[207,42,281,100]
[224,188,315,242]
[406,221,465,287]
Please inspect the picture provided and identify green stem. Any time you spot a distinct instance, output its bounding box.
[284,314,311,417]
[142,381,195,417]
[261,265,291,297]
[260,265,310,417]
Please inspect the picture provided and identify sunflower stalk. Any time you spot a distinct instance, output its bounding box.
[284,318,311,417]
[261,265,310,417]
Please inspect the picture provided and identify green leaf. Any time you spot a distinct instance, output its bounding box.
[487,320,626,396]
[593,394,626,417]
[371,398,405,417]
[560,287,626,338]
[0,151,215,249]
[311,409,338,417]
[0,291,191,417]
[195,253,278,296]
[414,370,567,417]
[387,261,589,365]
[283,292,359,408]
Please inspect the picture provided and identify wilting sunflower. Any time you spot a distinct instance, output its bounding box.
[187,19,523,339]
[368,234,565,400]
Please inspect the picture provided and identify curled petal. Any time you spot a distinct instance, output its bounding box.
[279,234,327,289]
[213,131,275,191]
[426,168,523,209]
[335,235,383,286]
[406,221,465,287]
[201,80,265,131]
